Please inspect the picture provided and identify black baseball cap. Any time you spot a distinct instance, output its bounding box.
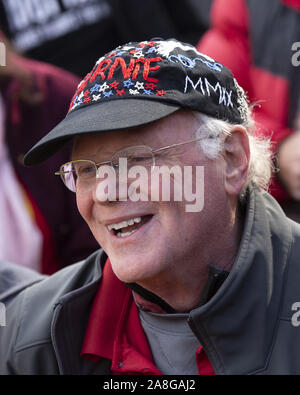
[24,38,248,165]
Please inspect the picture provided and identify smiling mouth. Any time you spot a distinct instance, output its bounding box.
[107,215,153,238]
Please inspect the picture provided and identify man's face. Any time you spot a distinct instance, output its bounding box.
[73,110,228,288]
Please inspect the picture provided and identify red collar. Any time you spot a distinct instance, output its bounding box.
[80,259,162,374]
[282,0,300,12]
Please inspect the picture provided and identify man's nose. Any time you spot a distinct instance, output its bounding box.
[92,163,151,203]
[93,165,129,203]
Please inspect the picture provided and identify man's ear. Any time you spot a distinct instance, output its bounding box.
[223,126,250,196]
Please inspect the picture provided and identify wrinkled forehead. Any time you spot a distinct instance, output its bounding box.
[72,109,197,158]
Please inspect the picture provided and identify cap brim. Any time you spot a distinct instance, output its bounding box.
[24,99,180,165]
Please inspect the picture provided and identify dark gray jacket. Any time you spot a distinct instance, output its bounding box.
[0,262,45,304]
[1,186,300,375]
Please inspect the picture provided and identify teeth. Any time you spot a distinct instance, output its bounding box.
[107,217,142,231]
[116,229,136,238]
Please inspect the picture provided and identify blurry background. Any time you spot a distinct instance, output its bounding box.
[0,0,212,77]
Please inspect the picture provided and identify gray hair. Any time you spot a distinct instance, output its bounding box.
[192,109,273,192]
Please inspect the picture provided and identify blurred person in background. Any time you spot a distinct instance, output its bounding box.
[197,0,300,222]
[0,0,212,77]
[0,33,98,274]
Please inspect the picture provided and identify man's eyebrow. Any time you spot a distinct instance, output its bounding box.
[71,150,114,162]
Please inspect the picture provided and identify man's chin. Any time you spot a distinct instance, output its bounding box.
[109,258,161,285]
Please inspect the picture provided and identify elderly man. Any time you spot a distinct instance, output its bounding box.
[1,38,300,375]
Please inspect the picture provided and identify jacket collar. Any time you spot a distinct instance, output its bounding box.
[51,250,109,374]
[188,186,292,374]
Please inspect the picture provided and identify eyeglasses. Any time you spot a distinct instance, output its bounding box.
[55,137,209,192]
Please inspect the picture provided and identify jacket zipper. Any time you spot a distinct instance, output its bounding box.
[187,315,219,374]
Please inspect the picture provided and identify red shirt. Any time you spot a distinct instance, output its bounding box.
[81,259,214,375]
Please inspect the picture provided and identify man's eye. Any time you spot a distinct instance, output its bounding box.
[132,156,147,163]
[129,156,153,166]
[77,166,95,177]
